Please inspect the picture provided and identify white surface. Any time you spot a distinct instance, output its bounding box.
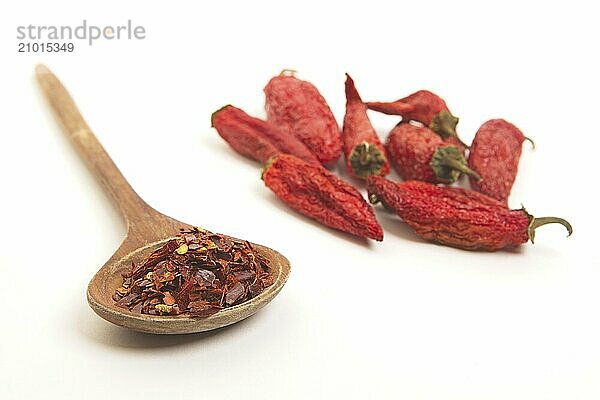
[1,1,599,398]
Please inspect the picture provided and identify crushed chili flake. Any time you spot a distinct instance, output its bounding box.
[113,228,273,317]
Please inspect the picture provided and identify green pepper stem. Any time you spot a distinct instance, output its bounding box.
[279,69,297,76]
[439,157,481,181]
[429,111,468,148]
[349,142,387,179]
[524,136,536,150]
[368,193,380,204]
[528,216,573,244]
[358,142,370,164]
[430,146,481,183]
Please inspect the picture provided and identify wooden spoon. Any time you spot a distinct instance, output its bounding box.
[36,64,291,334]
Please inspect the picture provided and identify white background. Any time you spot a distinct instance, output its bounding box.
[1,1,599,399]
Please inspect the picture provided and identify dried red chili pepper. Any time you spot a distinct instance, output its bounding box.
[367,90,468,150]
[367,176,572,251]
[385,122,480,184]
[262,154,383,241]
[211,105,319,164]
[264,71,342,165]
[211,106,278,164]
[113,228,273,317]
[468,119,535,204]
[342,74,389,179]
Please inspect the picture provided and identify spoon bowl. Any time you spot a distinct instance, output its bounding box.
[88,237,290,334]
[36,64,290,334]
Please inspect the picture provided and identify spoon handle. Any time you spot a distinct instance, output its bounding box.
[35,64,163,228]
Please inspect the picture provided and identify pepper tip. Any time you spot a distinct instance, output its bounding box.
[211,104,232,127]
[261,155,279,180]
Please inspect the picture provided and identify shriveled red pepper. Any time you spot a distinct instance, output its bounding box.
[342,74,389,179]
[385,122,480,184]
[211,105,319,164]
[468,119,534,204]
[367,90,468,150]
[262,154,383,241]
[211,107,278,164]
[367,176,572,251]
[264,71,342,165]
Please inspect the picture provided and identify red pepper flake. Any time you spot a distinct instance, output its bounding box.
[113,228,273,317]
[188,300,222,318]
[367,176,572,251]
[262,154,383,241]
[468,119,535,204]
[162,292,176,306]
[342,74,389,179]
[264,71,342,165]
[225,280,246,306]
